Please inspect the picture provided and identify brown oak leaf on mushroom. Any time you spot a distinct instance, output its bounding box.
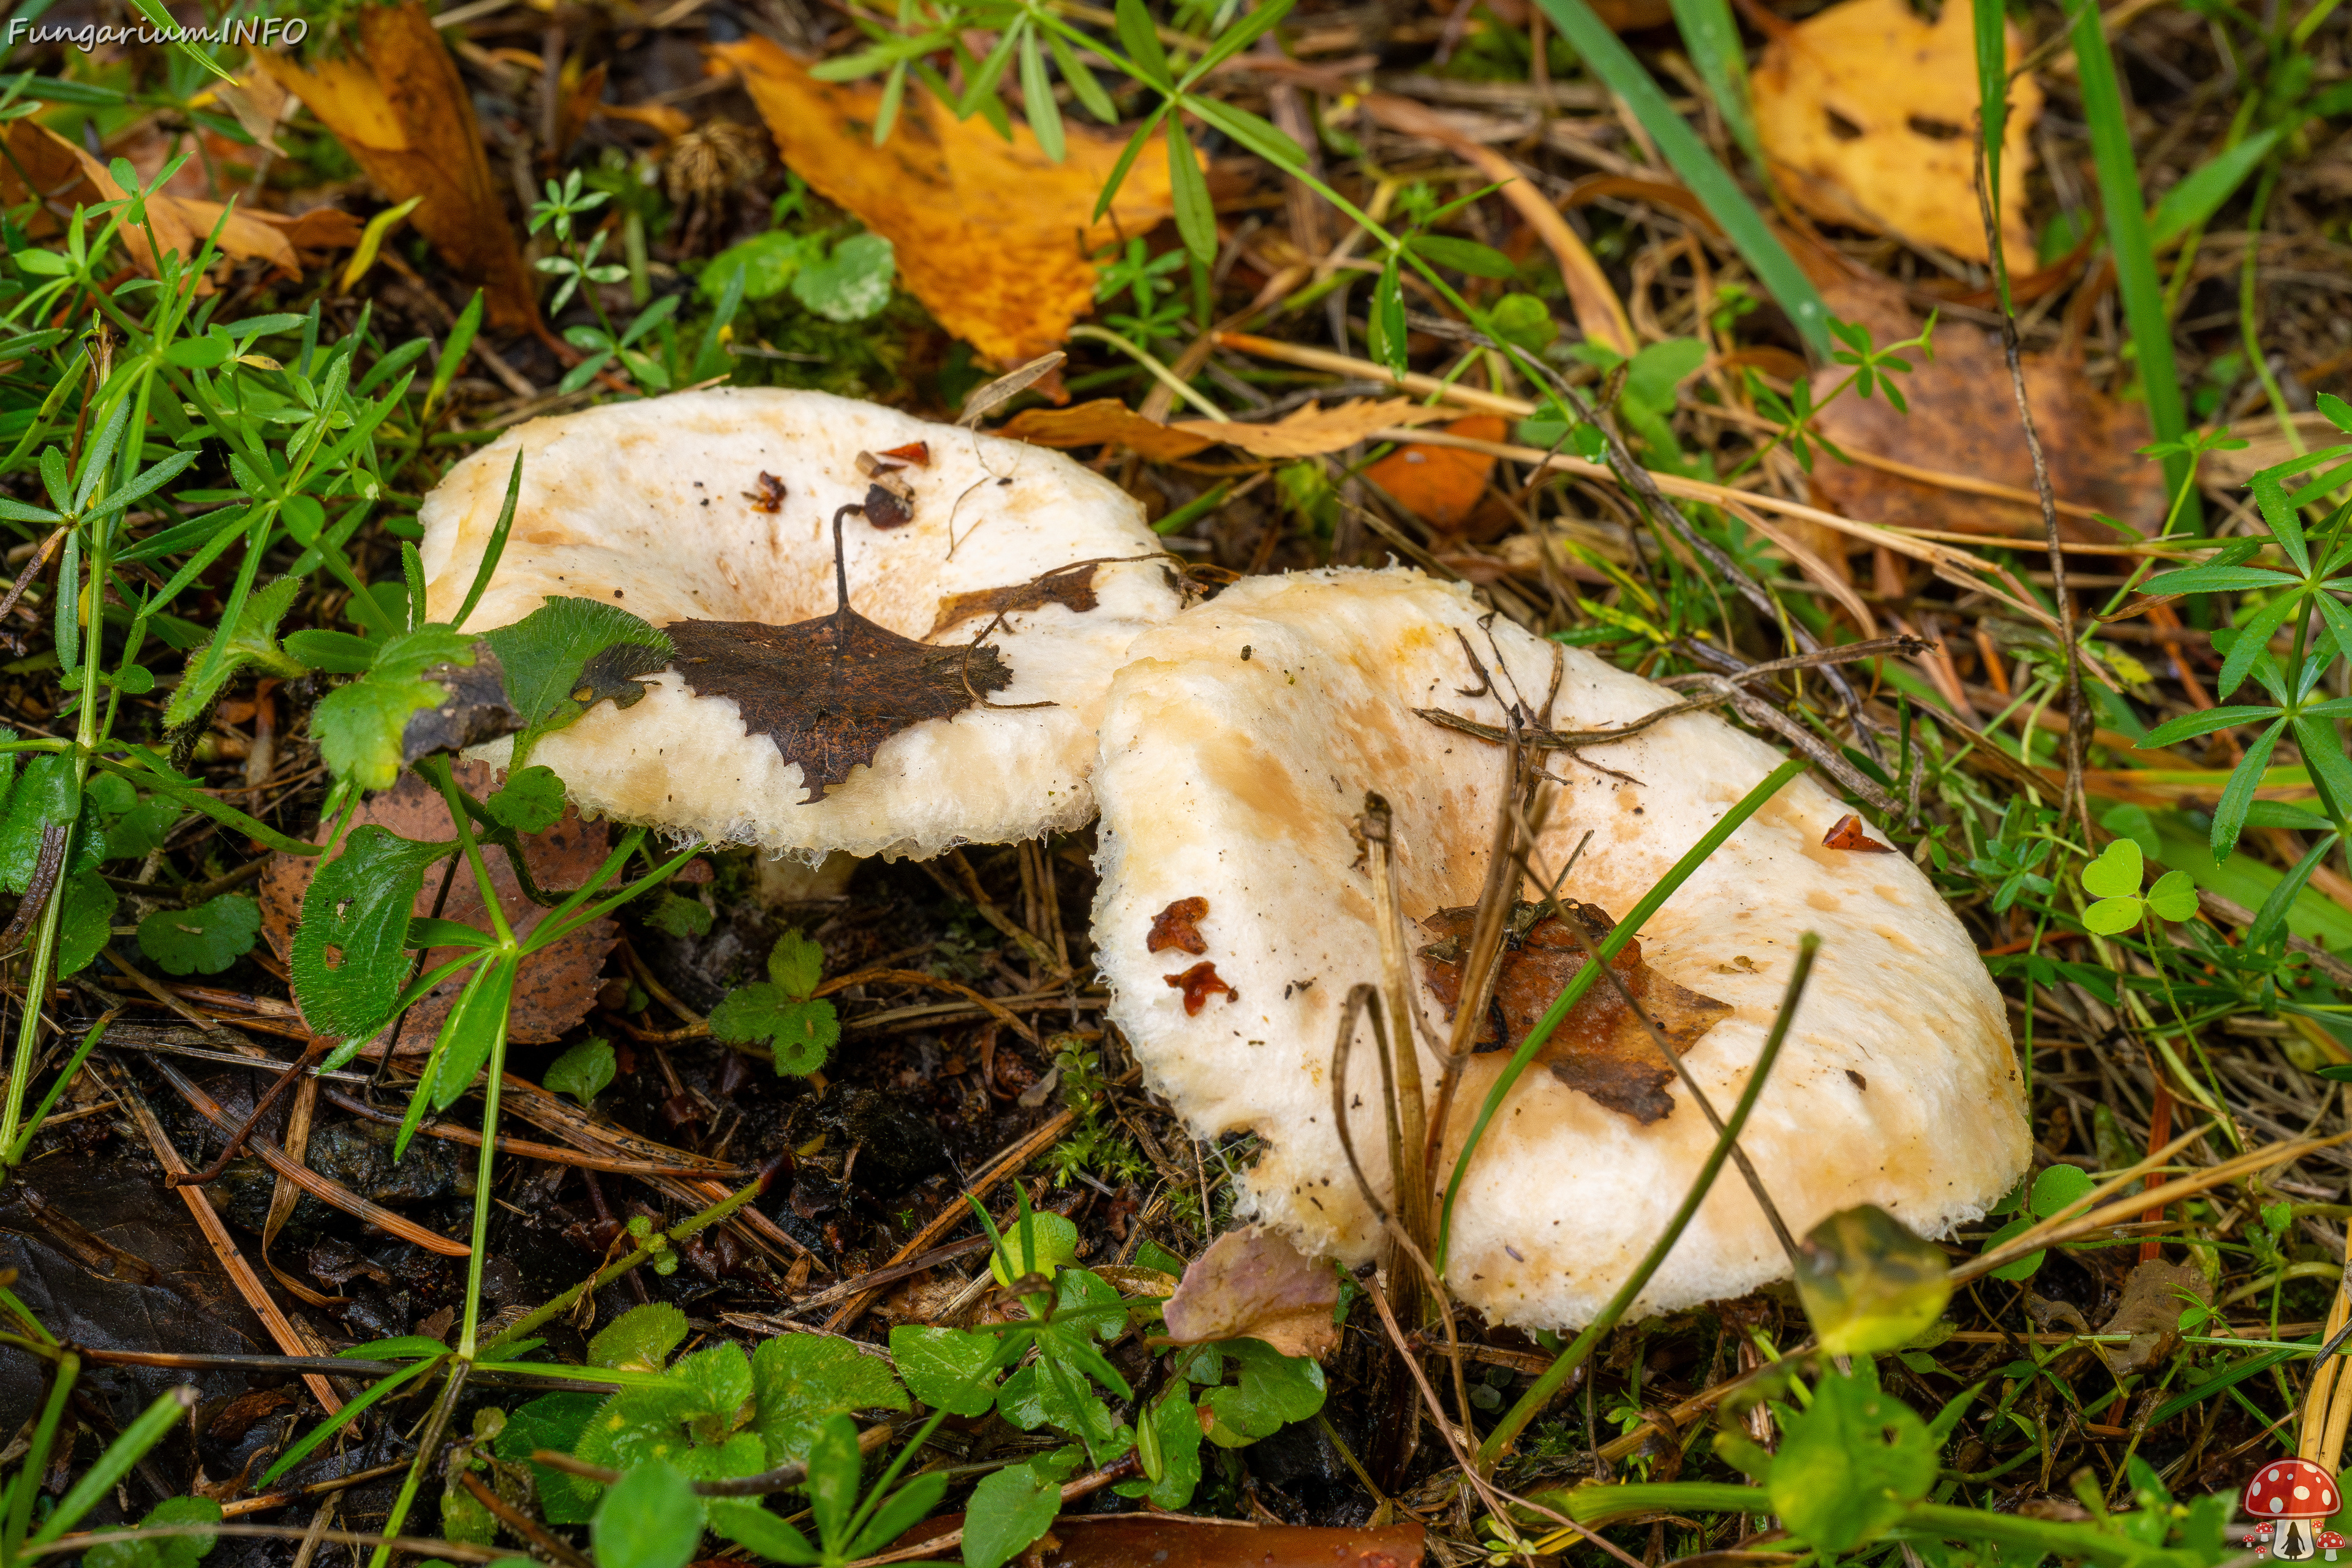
[417,386,1186,872]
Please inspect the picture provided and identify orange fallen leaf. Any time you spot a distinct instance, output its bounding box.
[998,399,1216,461]
[1362,414,1510,528]
[1752,0,2040,271]
[1182,398,1454,459]
[1804,270,2163,539]
[1001,397,1453,461]
[714,37,1180,366]
[0,120,360,283]
[257,1,540,330]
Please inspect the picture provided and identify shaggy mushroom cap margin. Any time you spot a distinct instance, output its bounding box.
[418,387,1185,860]
[1090,568,2029,1333]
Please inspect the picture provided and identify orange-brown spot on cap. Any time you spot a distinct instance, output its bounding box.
[1823,812,1893,851]
[1166,960,1235,1016]
[1148,896,1210,955]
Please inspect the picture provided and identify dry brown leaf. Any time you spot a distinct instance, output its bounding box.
[0,121,360,283]
[1001,397,1452,460]
[1160,1224,1340,1360]
[1173,398,1454,458]
[1752,0,2040,270]
[2095,1258,2211,1374]
[928,562,1101,638]
[998,400,1218,461]
[260,763,616,1050]
[1419,900,1730,1125]
[1362,414,1510,527]
[716,37,1179,365]
[257,1,539,330]
[1804,271,2164,538]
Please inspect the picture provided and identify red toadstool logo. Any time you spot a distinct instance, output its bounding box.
[2243,1461,2342,1559]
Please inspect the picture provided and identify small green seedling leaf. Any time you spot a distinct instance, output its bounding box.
[592,1460,703,1568]
[86,1494,223,1568]
[543,1037,616,1106]
[590,1302,690,1373]
[750,1333,910,1466]
[644,892,713,938]
[165,576,305,731]
[1769,1366,1937,1552]
[136,894,263,976]
[708,930,839,1076]
[481,597,673,771]
[889,1325,1001,1417]
[989,1207,1079,1289]
[486,764,566,833]
[960,1457,1067,1568]
[792,233,895,322]
[2146,869,2200,922]
[2081,837,2144,898]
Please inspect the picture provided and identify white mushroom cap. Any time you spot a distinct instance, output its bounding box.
[1090,567,2026,1332]
[418,388,1183,860]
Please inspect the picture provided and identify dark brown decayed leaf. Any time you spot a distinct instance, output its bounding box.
[1146,895,1209,956]
[399,647,521,766]
[259,763,617,1050]
[2095,1258,2212,1375]
[929,564,1101,638]
[1419,901,1730,1123]
[1160,1224,1340,1360]
[572,642,671,710]
[1804,270,2163,539]
[666,614,1011,803]
[1822,812,1894,852]
[1164,960,1234,1016]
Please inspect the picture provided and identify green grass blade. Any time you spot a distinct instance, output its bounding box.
[2068,0,2188,497]
[1531,0,1830,352]
[257,1355,443,1488]
[1970,0,2009,216]
[29,1387,193,1544]
[1669,0,1762,176]
[1436,755,1808,1273]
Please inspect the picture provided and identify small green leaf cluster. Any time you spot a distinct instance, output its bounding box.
[2135,394,2352,863]
[709,929,842,1076]
[1509,1366,2234,1568]
[533,170,748,394]
[1978,1163,2095,1283]
[2079,839,2199,935]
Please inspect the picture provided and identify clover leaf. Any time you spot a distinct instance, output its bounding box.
[2080,839,2199,935]
[707,930,839,1076]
